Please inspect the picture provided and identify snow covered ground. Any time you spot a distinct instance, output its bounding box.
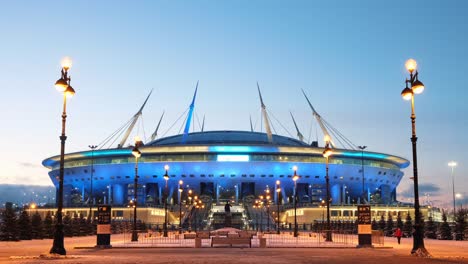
[1,234,467,263]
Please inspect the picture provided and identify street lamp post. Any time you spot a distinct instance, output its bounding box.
[163,165,170,237]
[178,180,183,234]
[455,193,463,210]
[358,146,367,204]
[323,140,333,242]
[320,200,325,229]
[50,57,75,255]
[88,145,97,220]
[448,161,457,220]
[276,180,281,234]
[131,137,142,242]
[187,189,193,231]
[264,187,271,231]
[401,58,429,256]
[256,198,264,232]
[292,166,299,237]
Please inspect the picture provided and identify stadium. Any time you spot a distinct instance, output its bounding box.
[42,86,412,228]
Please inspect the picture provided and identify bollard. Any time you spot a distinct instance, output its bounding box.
[195,237,202,248]
[259,238,267,248]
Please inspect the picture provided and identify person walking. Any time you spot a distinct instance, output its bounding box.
[394,227,402,244]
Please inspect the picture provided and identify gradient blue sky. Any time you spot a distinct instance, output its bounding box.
[0,1,466,209]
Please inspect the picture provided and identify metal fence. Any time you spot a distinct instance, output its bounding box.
[371,230,384,246]
[262,231,356,247]
[119,229,357,248]
[122,230,212,247]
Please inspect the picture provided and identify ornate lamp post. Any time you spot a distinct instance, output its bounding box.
[88,144,97,219]
[264,186,271,231]
[323,139,333,242]
[455,193,463,210]
[131,137,142,242]
[256,197,264,232]
[358,145,367,204]
[320,200,326,228]
[276,180,281,234]
[401,58,429,256]
[163,165,170,237]
[50,57,75,255]
[448,161,457,220]
[178,180,183,234]
[292,166,299,237]
[187,189,193,231]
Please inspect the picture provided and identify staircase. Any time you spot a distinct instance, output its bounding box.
[246,205,277,231]
[208,205,246,230]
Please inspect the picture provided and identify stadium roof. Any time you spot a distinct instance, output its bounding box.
[147,130,310,147]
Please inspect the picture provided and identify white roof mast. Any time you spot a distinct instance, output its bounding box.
[301,89,335,148]
[117,90,153,148]
[257,83,273,143]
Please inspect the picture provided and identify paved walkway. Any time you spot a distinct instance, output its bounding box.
[1,235,467,263]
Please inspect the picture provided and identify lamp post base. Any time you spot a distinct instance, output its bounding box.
[50,223,66,255]
[131,230,138,241]
[163,223,168,237]
[325,231,333,242]
[411,247,431,258]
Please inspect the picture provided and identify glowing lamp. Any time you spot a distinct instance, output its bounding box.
[323,146,333,158]
[405,58,417,72]
[55,78,68,92]
[64,86,75,98]
[61,56,73,70]
[401,87,413,100]
[134,136,141,143]
[411,79,425,94]
[131,147,141,158]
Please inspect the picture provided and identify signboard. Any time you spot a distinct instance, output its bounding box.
[357,205,371,225]
[96,205,112,248]
[98,205,111,225]
[357,205,372,247]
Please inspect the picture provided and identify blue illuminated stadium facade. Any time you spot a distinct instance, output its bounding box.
[42,130,409,207]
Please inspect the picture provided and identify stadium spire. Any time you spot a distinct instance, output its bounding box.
[257,82,273,143]
[118,89,152,148]
[290,112,304,142]
[201,115,205,132]
[301,89,335,148]
[150,111,165,141]
[182,81,198,143]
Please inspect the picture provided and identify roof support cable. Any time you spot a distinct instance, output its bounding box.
[178,113,189,135]
[322,119,357,150]
[267,109,294,138]
[97,117,133,149]
[160,107,189,138]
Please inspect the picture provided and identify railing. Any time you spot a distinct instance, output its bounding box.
[371,230,384,246]
[122,230,211,247]
[262,230,356,247]
[120,229,357,247]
